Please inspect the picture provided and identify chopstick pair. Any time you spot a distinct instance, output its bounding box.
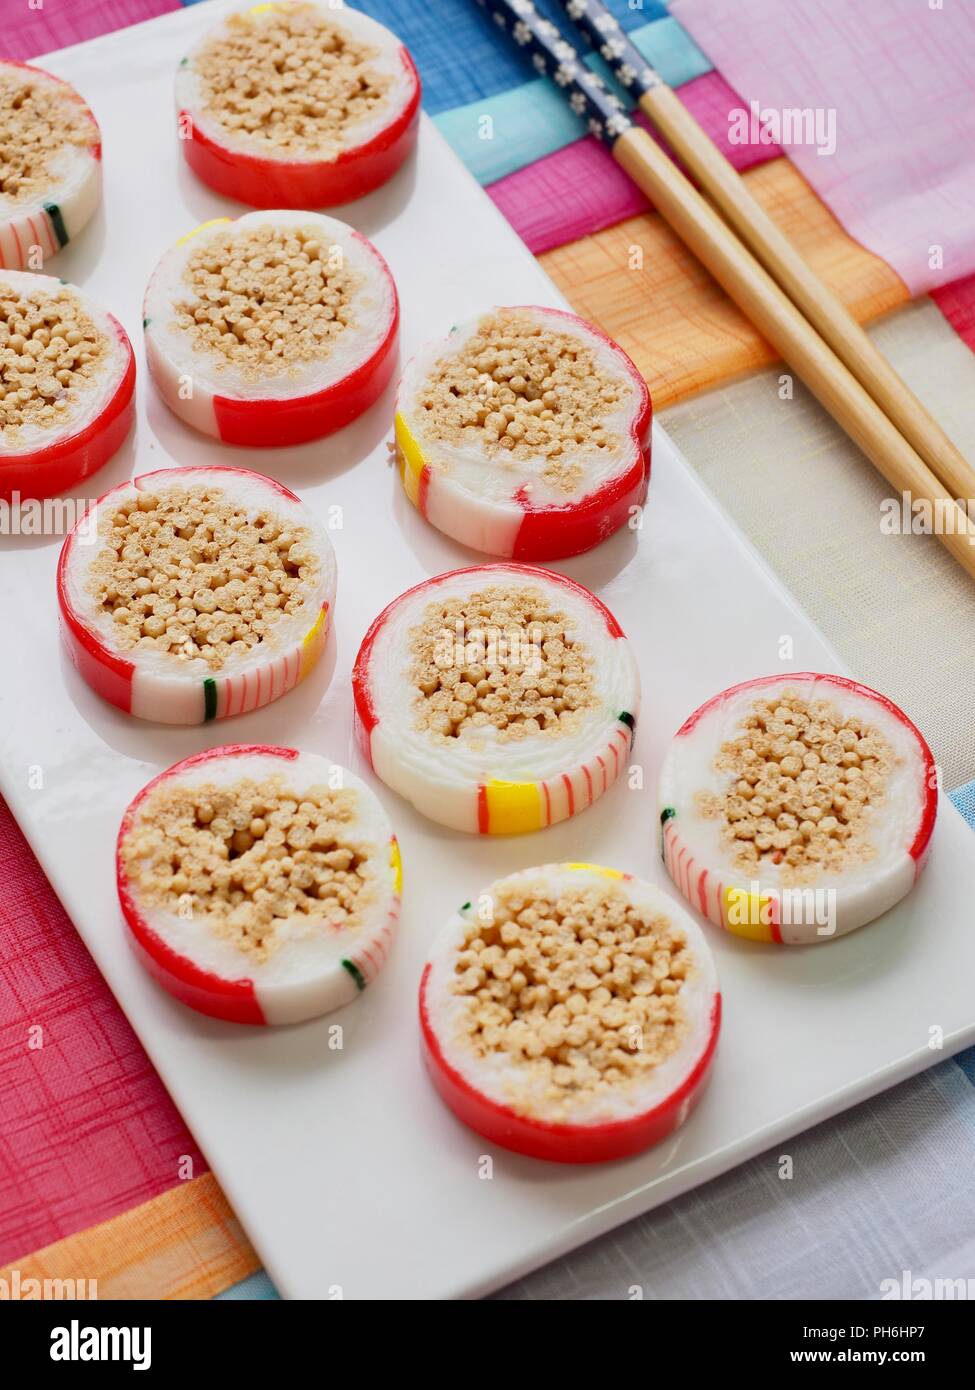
[481,0,975,579]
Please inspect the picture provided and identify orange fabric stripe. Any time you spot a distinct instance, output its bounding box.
[0,1173,259,1301]
[539,156,910,409]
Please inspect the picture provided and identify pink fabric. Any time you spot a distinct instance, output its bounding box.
[671,0,975,297]
[0,0,178,62]
[0,797,204,1265]
[488,72,782,256]
[0,0,203,1270]
[932,274,975,358]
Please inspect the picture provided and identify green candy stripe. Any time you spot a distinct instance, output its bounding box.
[659,806,676,861]
[203,678,218,722]
[341,958,367,992]
[618,710,636,732]
[43,203,69,250]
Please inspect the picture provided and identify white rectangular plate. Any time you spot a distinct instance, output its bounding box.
[2,0,973,1301]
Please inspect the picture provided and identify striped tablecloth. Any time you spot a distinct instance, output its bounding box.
[2,0,975,1300]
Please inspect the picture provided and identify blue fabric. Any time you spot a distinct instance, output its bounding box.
[352,0,668,115]
[434,16,712,185]
[955,1048,975,1087]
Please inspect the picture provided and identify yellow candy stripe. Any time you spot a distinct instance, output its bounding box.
[389,836,403,896]
[394,412,427,509]
[175,218,232,248]
[299,603,329,679]
[479,779,543,835]
[722,885,779,943]
[563,863,625,880]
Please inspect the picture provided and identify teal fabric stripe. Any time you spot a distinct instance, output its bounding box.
[948,776,975,828]
[434,16,712,187]
[215,1269,279,1300]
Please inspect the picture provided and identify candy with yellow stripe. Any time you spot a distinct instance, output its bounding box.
[480,779,543,835]
[564,862,625,880]
[395,412,426,508]
[299,604,329,679]
[352,564,640,835]
[389,836,403,896]
[175,217,231,247]
[722,885,778,943]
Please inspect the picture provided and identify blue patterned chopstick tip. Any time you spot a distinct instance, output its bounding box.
[476,0,635,147]
[558,0,664,98]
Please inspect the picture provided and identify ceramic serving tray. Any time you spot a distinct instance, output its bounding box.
[2,0,974,1299]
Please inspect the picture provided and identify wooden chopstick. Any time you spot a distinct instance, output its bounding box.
[560,0,975,506]
[612,125,975,577]
[481,0,975,578]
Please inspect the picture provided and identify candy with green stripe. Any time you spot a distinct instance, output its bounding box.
[43,202,70,250]
[341,958,367,992]
[203,678,218,722]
